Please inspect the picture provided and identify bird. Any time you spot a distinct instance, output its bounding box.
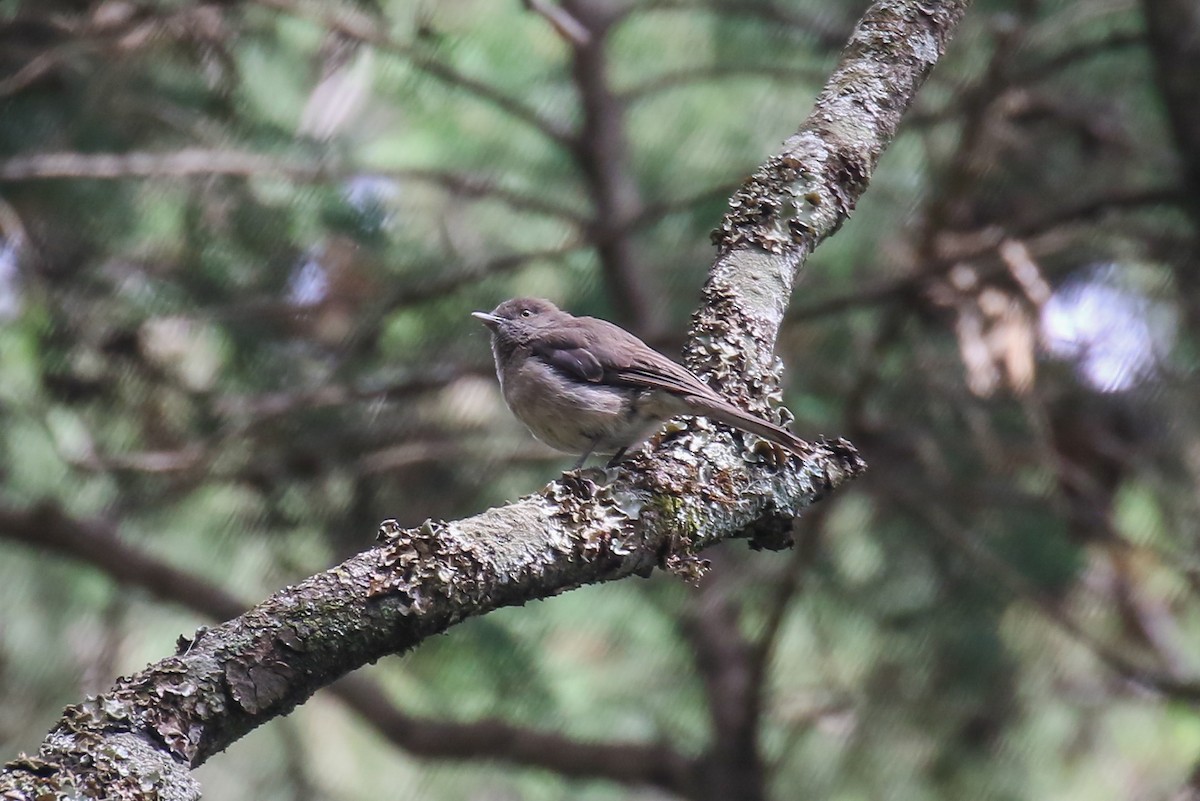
[472,297,810,468]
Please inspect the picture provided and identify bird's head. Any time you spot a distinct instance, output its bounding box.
[472,297,563,345]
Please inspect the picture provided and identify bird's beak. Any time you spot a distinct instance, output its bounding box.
[471,311,501,330]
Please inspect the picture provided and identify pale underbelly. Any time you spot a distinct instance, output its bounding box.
[501,360,671,454]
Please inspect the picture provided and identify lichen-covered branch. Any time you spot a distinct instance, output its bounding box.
[0,504,694,793]
[688,0,970,410]
[1,437,861,800]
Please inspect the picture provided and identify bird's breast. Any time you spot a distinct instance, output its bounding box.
[498,355,663,454]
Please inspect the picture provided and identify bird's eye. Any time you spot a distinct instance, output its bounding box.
[520,309,534,318]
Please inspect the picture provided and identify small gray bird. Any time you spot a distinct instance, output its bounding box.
[473,298,810,468]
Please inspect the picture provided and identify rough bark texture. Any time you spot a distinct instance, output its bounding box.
[0,503,697,793]
[0,0,971,798]
[689,0,969,411]
[2,444,859,801]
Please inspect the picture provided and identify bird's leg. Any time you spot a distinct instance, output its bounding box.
[605,447,628,468]
[573,439,601,470]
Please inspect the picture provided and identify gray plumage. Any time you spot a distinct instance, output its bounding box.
[473,298,810,468]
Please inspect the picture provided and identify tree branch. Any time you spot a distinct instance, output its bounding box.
[680,562,764,801]
[213,365,491,423]
[631,181,744,232]
[334,677,694,792]
[1141,0,1200,215]
[0,503,694,794]
[906,27,1146,128]
[358,439,562,475]
[377,242,586,313]
[1141,0,1200,328]
[688,0,970,409]
[1,437,861,799]
[0,503,246,622]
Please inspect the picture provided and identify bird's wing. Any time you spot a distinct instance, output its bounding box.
[532,315,809,455]
[532,316,723,399]
[581,318,723,400]
[609,361,716,399]
[530,325,607,382]
[533,341,604,382]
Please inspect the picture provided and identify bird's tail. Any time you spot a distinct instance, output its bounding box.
[686,396,811,458]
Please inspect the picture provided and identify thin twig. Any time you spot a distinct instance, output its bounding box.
[786,186,1186,323]
[382,242,585,313]
[0,150,588,225]
[890,486,1200,703]
[250,0,573,147]
[631,180,743,231]
[522,0,591,45]
[623,0,852,49]
[623,64,825,102]
[359,439,562,474]
[214,365,489,422]
[906,27,1145,128]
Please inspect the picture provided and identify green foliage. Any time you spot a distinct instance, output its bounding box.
[2,0,1198,799]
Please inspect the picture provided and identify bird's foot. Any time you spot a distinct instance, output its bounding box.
[603,447,629,469]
